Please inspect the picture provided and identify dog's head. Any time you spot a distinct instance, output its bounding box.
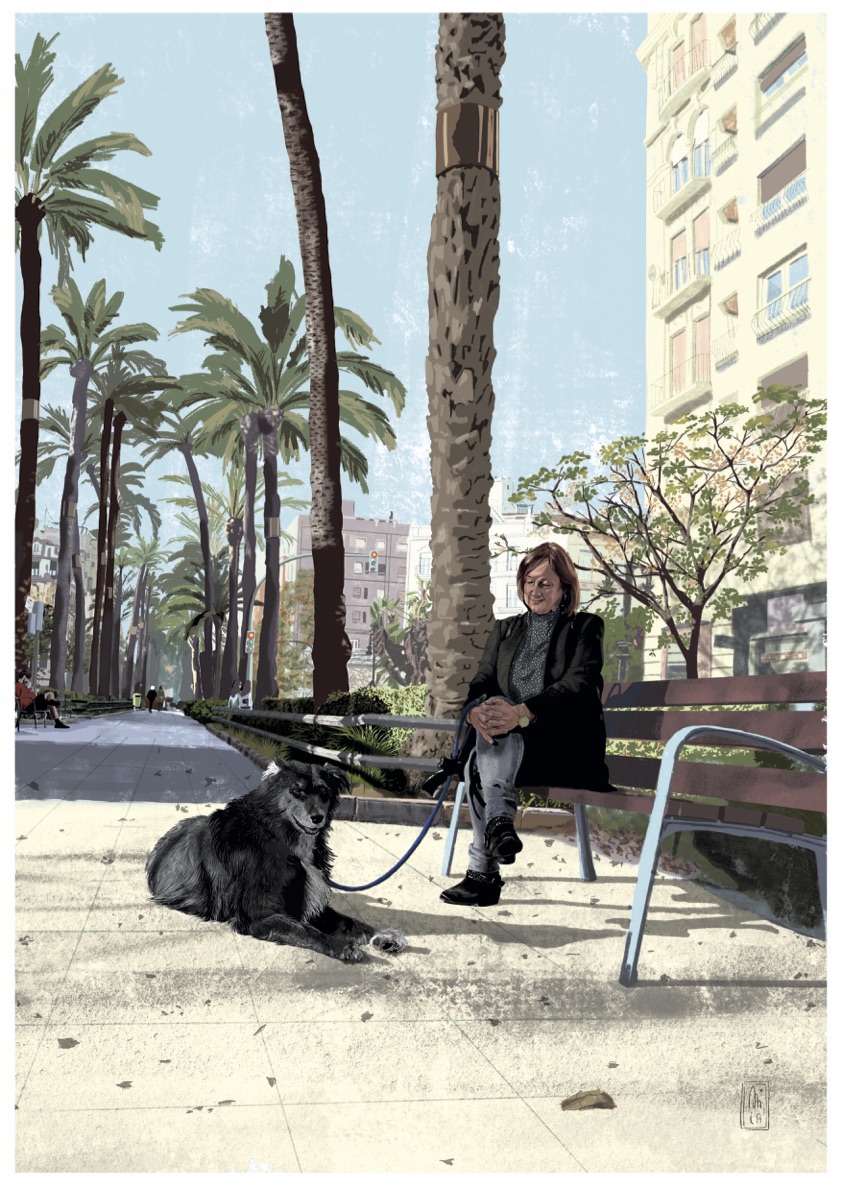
[260,757,350,835]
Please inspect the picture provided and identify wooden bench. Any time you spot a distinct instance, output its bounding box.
[442,671,826,986]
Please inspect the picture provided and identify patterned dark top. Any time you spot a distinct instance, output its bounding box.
[509,606,562,703]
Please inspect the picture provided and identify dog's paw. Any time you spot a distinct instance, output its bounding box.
[338,942,367,963]
[369,928,408,955]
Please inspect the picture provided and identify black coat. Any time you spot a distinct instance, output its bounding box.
[464,610,613,791]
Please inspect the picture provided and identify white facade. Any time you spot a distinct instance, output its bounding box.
[637,12,826,677]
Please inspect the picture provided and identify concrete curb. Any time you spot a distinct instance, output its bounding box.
[205,721,574,831]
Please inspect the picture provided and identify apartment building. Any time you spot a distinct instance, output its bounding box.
[288,500,410,654]
[637,12,826,677]
[405,478,604,618]
[30,524,97,604]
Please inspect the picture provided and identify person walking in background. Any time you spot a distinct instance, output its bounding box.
[157,683,166,712]
[228,680,244,709]
[146,686,157,713]
[15,668,69,728]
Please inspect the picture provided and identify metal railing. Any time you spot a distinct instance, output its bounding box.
[751,171,808,235]
[650,353,711,413]
[712,136,738,174]
[751,279,810,339]
[651,252,711,313]
[750,13,784,44]
[657,40,710,115]
[711,227,741,270]
[209,707,461,773]
[712,329,739,367]
[711,45,738,87]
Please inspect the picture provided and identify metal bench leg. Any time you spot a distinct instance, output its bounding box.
[441,779,466,877]
[574,803,597,882]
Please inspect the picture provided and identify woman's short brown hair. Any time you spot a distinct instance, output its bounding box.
[516,541,580,618]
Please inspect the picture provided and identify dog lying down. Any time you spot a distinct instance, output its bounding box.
[146,757,407,963]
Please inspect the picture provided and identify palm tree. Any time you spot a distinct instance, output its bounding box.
[170,256,404,706]
[14,31,163,668]
[423,14,505,731]
[38,277,160,689]
[264,12,348,709]
[87,351,176,694]
[119,535,165,699]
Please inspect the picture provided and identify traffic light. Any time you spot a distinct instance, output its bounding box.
[245,629,256,654]
[368,550,378,574]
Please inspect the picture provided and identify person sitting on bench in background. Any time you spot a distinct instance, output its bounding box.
[15,668,69,728]
[440,541,612,908]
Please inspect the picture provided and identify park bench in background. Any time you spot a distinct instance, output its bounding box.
[60,696,134,721]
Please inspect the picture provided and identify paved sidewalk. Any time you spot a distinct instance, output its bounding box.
[15,712,827,1173]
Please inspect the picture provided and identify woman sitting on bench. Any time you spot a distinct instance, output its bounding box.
[440,542,611,908]
[15,669,69,728]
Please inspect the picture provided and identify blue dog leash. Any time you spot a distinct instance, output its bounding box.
[327,705,472,892]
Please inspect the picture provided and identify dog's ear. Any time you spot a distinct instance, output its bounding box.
[261,755,290,783]
[321,764,351,796]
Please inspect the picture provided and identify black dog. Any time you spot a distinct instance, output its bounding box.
[146,757,406,962]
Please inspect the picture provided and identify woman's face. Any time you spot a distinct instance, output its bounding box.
[522,558,565,614]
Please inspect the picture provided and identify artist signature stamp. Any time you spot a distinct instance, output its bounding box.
[741,1081,770,1130]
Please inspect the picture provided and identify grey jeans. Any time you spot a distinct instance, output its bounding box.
[464,698,525,875]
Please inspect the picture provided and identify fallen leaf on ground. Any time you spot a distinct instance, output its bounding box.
[561,1089,616,1111]
[58,1038,80,1049]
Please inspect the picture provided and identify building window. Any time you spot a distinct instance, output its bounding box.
[376,539,386,550]
[397,541,407,553]
[690,14,708,71]
[506,585,519,608]
[693,209,710,275]
[353,562,363,574]
[671,229,688,290]
[363,587,368,599]
[377,589,385,599]
[351,638,360,652]
[33,542,42,556]
[719,16,736,51]
[355,537,366,549]
[671,134,689,194]
[362,611,367,624]
[352,586,361,598]
[419,554,431,576]
[352,610,361,623]
[397,565,406,578]
[764,251,808,319]
[761,36,807,98]
[693,111,710,178]
[671,40,686,91]
[758,139,807,219]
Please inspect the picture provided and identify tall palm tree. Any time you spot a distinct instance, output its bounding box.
[119,535,165,699]
[423,14,505,731]
[170,256,404,705]
[264,12,348,708]
[88,352,176,694]
[15,31,163,669]
[155,523,229,698]
[38,277,160,689]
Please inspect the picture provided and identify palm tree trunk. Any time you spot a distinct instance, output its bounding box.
[221,516,243,695]
[265,12,350,709]
[139,581,153,693]
[50,358,93,689]
[179,642,193,700]
[178,439,216,697]
[15,194,46,671]
[89,398,114,692]
[70,556,87,693]
[425,13,504,721]
[99,410,126,695]
[238,412,259,681]
[121,564,146,699]
[188,635,202,697]
[255,409,283,705]
[111,564,123,696]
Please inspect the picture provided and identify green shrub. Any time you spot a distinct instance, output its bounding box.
[182,699,229,725]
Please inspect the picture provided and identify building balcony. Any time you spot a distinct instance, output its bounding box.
[657,41,711,120]
[653,170,711,222]
[712,329,739,368]
[751,171,808,235]
[712,227,741,270]
[712,136,738,175]
[751,279,810,340]
[711,45,738,88]
[651,254,711,319]
[750,13,784,44]
[650,353,712,418]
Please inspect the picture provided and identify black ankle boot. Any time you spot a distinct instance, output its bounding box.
[484,815,523,864]
[440,869,504,907]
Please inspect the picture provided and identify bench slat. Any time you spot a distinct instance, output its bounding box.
[603,671,826,708]
[603,707,825,750]
[604,756,826,813]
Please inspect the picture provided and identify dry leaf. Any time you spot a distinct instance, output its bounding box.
[561,1089,616,1111]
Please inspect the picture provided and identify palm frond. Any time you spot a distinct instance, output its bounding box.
[334,306,381,351]
[259,255,298,358]
[47,130,154,178]
[335,352,406,416]
[15,32,58,172]
[45,189,164,250]
[32,61,126,177]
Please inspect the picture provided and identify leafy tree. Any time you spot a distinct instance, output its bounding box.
[370,580,431,687]
[512,386,826,678]
[276,570,315,698]
[14,31,162,668]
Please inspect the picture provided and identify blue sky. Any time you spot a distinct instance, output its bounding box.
[14,8,648,544]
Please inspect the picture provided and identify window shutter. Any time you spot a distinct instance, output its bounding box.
[760,36,806,93]
[721,106,738,133]
[721,198,739,223]
[720,17,737,50]
[693,209,710,252]
[759,139,806,202]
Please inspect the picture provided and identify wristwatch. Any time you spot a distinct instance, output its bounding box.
[516,703,531,729]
